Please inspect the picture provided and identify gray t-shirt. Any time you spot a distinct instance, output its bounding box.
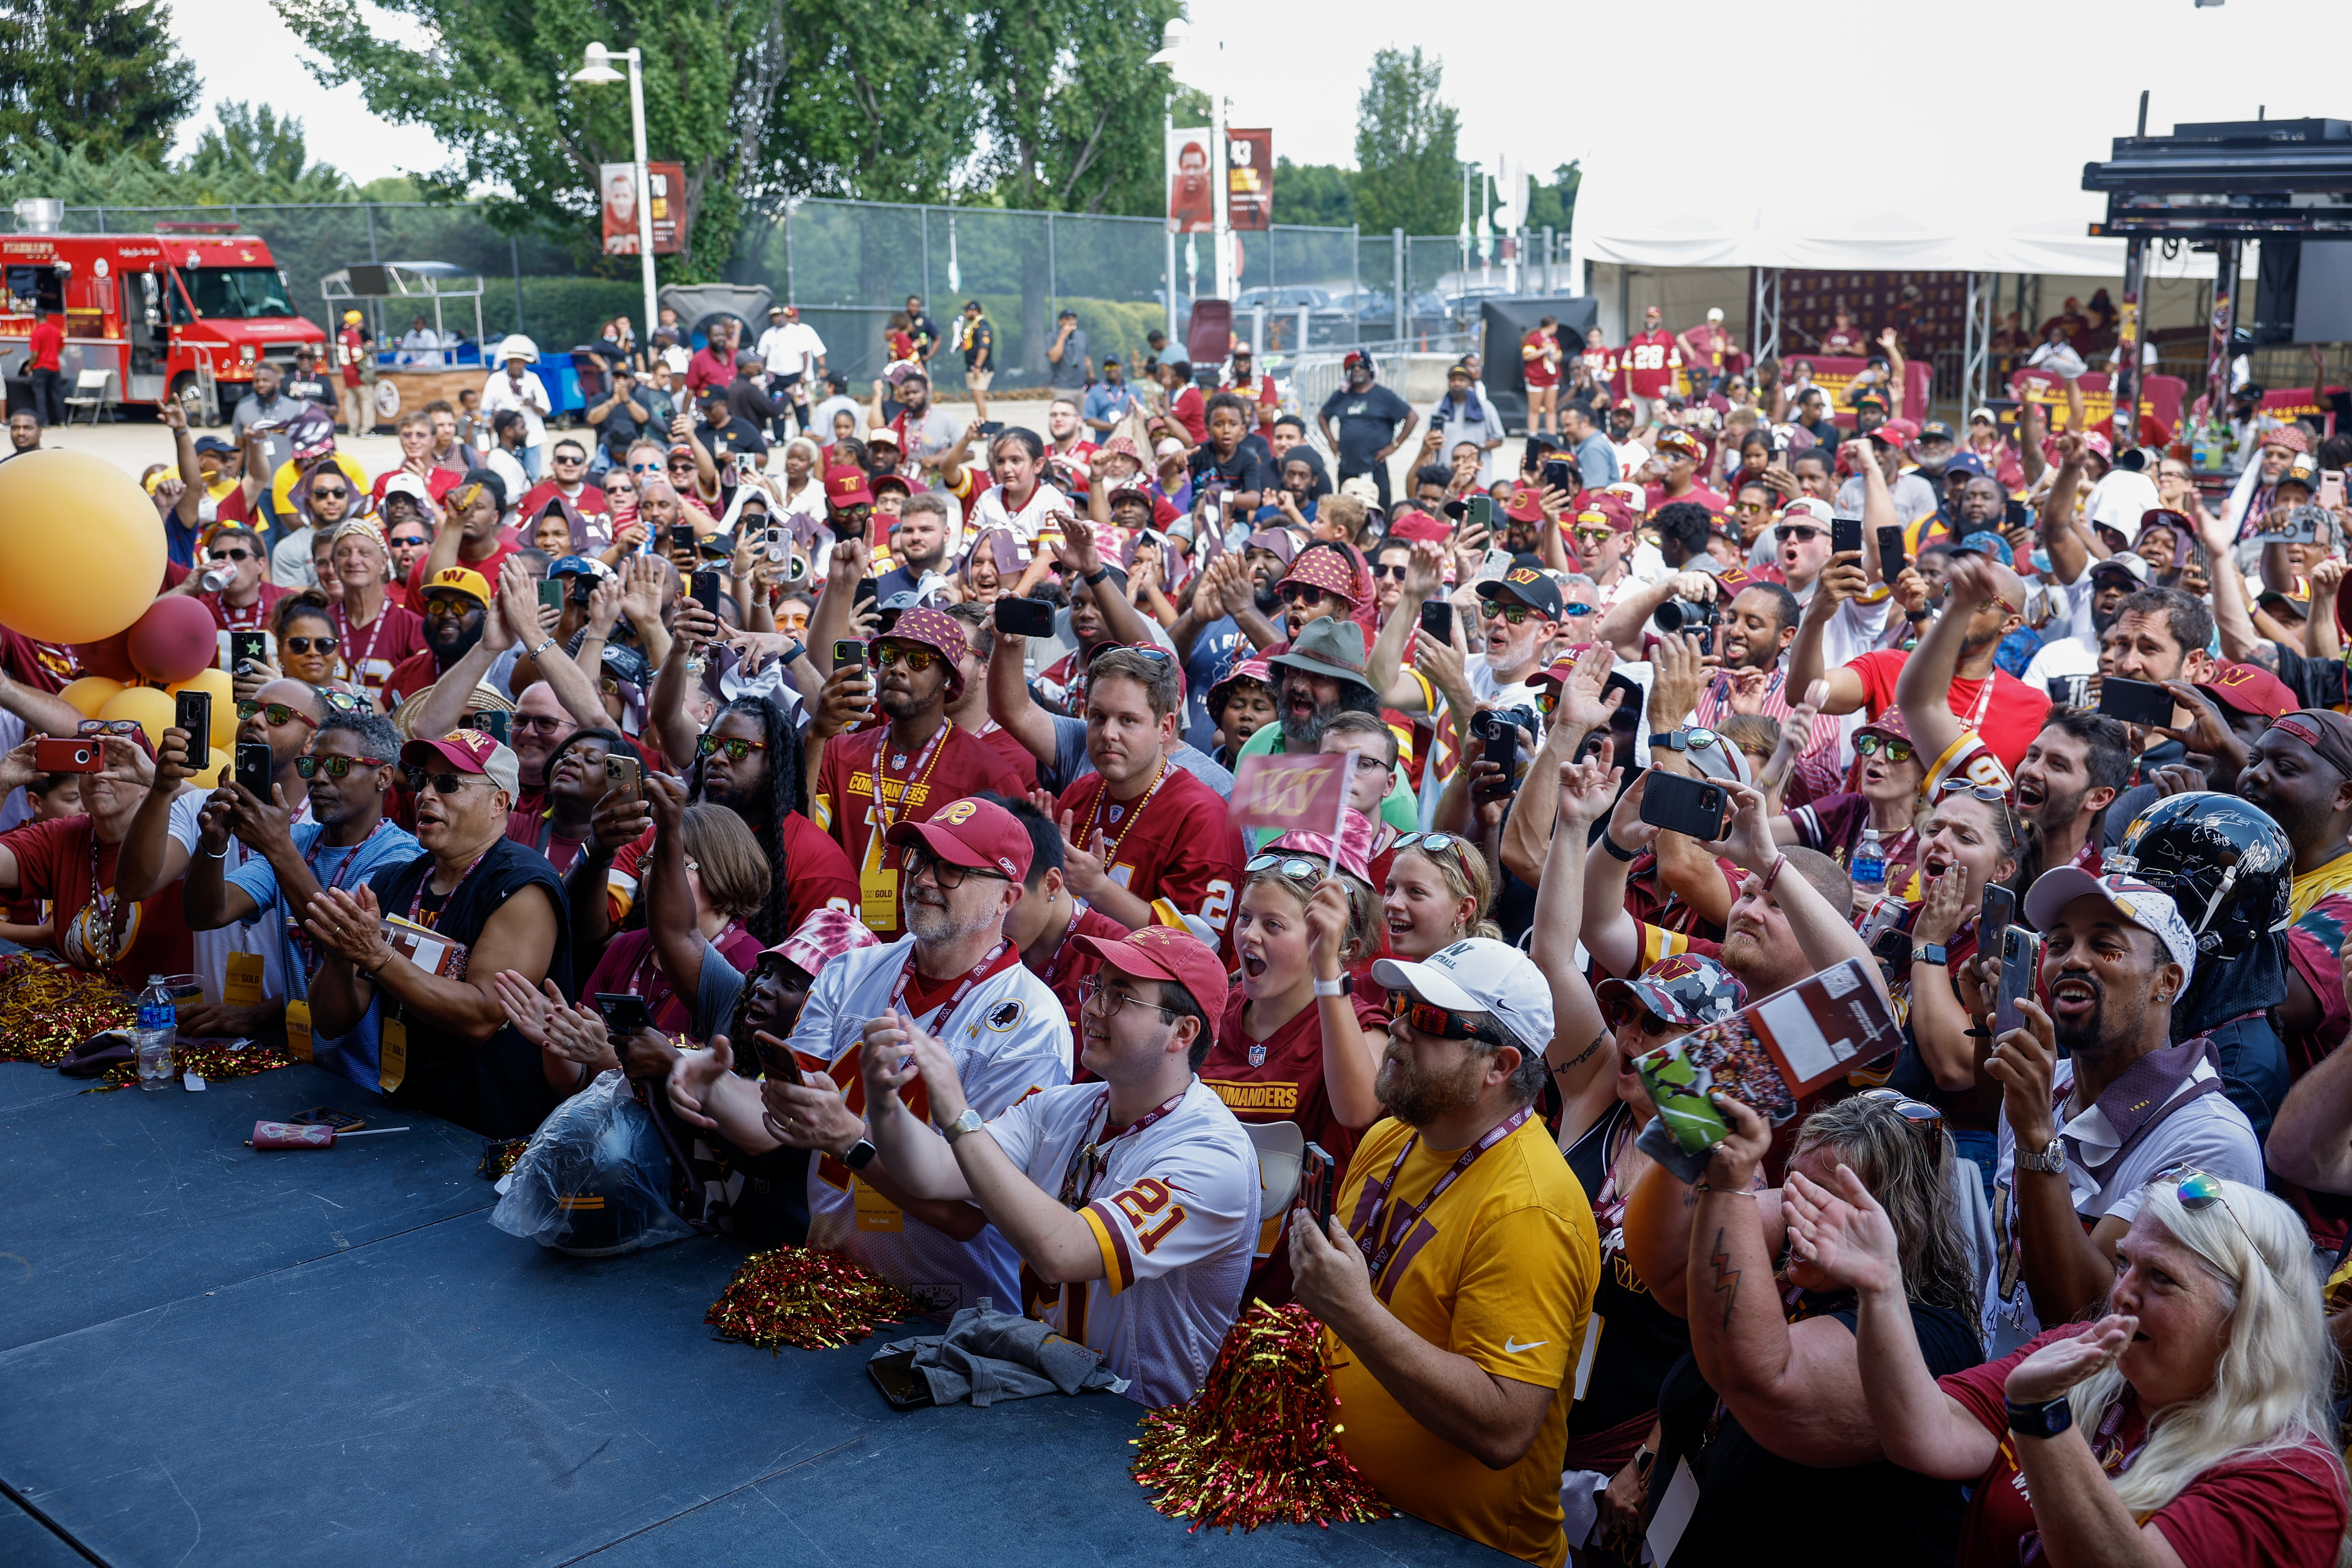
[1047,326,1089,390]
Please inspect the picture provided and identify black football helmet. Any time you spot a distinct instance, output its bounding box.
[2105,792,2292,959]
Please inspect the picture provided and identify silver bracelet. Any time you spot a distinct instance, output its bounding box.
[529,636,557,659]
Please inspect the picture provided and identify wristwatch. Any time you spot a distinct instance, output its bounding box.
[938,1106,985,1144]
[842,1137,879,1171]
[2005,1396,2074,1440]
[1911,943,1949,965]
[1648,730,1690,752]
[2018,1137,2068,1175]
[1083,565,1112,586]
[1313,974,1352,998]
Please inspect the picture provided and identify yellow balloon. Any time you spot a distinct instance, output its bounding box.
[58,676,125,718]
[167,667,236,747]
[0,451,167,644]
[187,756,227,789]
[95,684,176,750]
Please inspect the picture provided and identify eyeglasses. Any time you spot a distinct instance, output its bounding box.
[900,843,1007,890]
[237,701,319,730]
[295,753,390,779]
[77,719,144,737]
[1077,974,1176,1020]
[1386,989,1508,1047]
[209,548,254,563]
[1858,1087,1945,1134]
[510,713,569,733]
[1245,853,1326,884]
[309,486,349,501]
[1854,733,1916,763]
[873,643,940,673]
[2155,1163,2258,1259]
[1372,563,1410,581]
[282,635,338,655]
[1775,524,1824,543]
[403,768,486,795]
[695,734,770,762]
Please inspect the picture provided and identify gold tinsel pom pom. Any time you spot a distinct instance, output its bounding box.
[704,1245,929,1353]
[0,954,132,1066]
[1131,1301,1392,1532]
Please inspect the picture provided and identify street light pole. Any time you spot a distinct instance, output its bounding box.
[572,42,660,346]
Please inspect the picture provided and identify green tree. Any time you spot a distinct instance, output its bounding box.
[273,0,792,281]
[1352,46,1458,238]
[1272,158,1354,227]
[759,0,971,204]
[1524,161,1579,234]
[0,0,197,162]
[185,102,349,200]
[966,0,1181,215]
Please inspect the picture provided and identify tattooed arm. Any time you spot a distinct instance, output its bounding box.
[1682,1095,1887,1466]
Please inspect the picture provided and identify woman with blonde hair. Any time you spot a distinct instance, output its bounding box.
[1380,828,1500,958]
[1789,1164,2350,1567]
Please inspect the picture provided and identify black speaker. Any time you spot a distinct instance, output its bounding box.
[2249,241,2352,347]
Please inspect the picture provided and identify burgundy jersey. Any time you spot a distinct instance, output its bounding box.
[1054,759,1243,940]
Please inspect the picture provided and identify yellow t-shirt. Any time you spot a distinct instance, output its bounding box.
[1323,1112,1598,1568]
[2288,853,2352,928]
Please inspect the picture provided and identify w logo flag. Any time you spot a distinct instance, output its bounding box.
[1231,752,1354,837]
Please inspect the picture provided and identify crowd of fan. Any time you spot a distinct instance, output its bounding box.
[7,303,2352,1568]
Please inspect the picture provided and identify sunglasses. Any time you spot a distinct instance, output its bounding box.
[1486,604,1545,627]
[510,713,569,733]
[77,719,144,737]
[873,644,940,673]
[1372,563,1410,581]
[628,461,663,474]
[695,734,770,762]
[295,753,390,779]
[1386,989,1508,1047]
[1934,781,2009,804]
[1571,526,1615,544]
[388,534,429,550]
[208,548,254,563]
[1854,733,1916,763]
[403,768,488,794]
[901,843,1007,891]
[423,595,479,617]
[1775,524,1824,543]
[282,635,338,655]
[1245,853,1326,883]
[309,487,350,501]
[237,701,319,730]
[2155,1163,2258,1258]
[1561,602,1596,617]
[1393,829,1475,873]
[1857,1087,1945,1134]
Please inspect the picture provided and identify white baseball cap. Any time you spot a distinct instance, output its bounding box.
[1707,307,1725,322]
[2023,870,2197,988]
[1373,937,1554,1056]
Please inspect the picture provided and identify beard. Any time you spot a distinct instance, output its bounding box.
[426,621,483,666]
[907,886,994,945]
[1253,583,1282,617]
[1279,704,1327,753]
[1719,929,1765,975]
[1375,1039,1486,1127]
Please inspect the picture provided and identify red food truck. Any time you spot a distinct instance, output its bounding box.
[0,214,327,423]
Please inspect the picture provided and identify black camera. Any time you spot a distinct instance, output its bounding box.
[1471,705,1537,742]
[1653,597,1721,634]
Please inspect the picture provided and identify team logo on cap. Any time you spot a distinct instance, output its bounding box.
[1507,568,1543,585]
[939,800,978,826]
[2216,667,2257,689]
[1650,954,1704,982]
[985,1000,1024,1031]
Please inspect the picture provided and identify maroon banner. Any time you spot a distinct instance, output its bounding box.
[601,161,687,256]
[2008,369,2187,443]
[1226,129,1272,231]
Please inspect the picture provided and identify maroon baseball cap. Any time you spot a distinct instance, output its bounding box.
[871,472,912,499]
[885,796,1034,883]
[2199,661,2296,720]
[1075,925,1230,1018]
[824,465,875,509]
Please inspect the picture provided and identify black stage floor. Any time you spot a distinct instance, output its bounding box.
[0,1061,1510,1566]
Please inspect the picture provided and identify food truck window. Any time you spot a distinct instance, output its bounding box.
[5,266,64,314]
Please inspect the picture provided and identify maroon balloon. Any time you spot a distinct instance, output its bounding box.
[125,595,220,685]
[71,628,138,682]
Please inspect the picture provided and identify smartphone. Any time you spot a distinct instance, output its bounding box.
[593,993,657,1034]
[603,752,642,796]
[1467,495,1495,531]
[1541,457,1575,494]
[1298,1142,1336,1230]
[33,736,102,773]
[852,577,878,618]
[1993,926,2042,1042]
[1831,515,1864,557]
[1980,883,2016,947]
[691,570,723,617]
[976,420,1004,437]
[2097,675,2174,727]
[288,1106,365,1133]
[227,630,269,671]
[463,710,510,746]
[1876,524,1907,580]
[174,690,211,773]
[1418,599,1454,643]
[537,577,565,613]
[832,638,867,672]
[234,740,272,797]
[1639,769,1730,841]
[994,595,1055,638]
[1483,721,1521,789]
[2322,470,2346,511]
[670,524,696,555]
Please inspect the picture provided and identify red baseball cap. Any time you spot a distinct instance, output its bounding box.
[1655,429,1706,462]
[2198,661,2296,720]
[401,728,521,797]
[1075,925,1230,1018]
[884,795,1034,883]
[1869,417,1918,448]
[825,465,875,509]
[871,472,912,498]
[1388,510,1450,544]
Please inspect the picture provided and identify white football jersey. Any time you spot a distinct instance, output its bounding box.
[790,936,1072,1310]
[985,1078,1260,1407]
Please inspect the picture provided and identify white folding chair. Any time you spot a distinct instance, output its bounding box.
[62,368,113,425]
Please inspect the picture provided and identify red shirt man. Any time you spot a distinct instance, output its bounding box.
[27,315,62,373]
[1054,760,1240,934]
[1847,647,2048,773]
[337,323,367,388]
[1619,310,1682,399]
[686,337,737,396]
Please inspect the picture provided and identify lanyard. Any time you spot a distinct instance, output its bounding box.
[1354,1106,1534,1281]
[869,719,953,844]
[289,818,390,967]
[889,939,1018,1038]
[1056,1086,1188,1209]
[408,845,493,931]
[334,599,395,681]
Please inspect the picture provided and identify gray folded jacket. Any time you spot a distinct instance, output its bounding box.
[871,1300,1129,1405]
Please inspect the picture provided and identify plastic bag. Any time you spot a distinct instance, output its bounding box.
[490,1069,694,1257]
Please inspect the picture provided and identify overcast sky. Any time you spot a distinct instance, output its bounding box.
[176,0,2352,199]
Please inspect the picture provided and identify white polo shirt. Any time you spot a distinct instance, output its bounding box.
[983,1077,1259,1406]
[787,935,1072,1310]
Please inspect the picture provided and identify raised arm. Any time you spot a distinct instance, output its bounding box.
[1534,750,1625,1140]
[1785,552,1872,717]
[1581,775,1661,982]
[2039,433,2091,586]
[1717,780,1891,1012]
[2198,504,2263,664]
[985,629,1058,766]
[1365,541,1443,702]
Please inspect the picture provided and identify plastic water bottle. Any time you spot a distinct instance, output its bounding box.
[134,975,177,1091]
[1851,830,1887,898]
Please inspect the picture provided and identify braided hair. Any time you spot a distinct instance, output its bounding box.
[686,694,806,946]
